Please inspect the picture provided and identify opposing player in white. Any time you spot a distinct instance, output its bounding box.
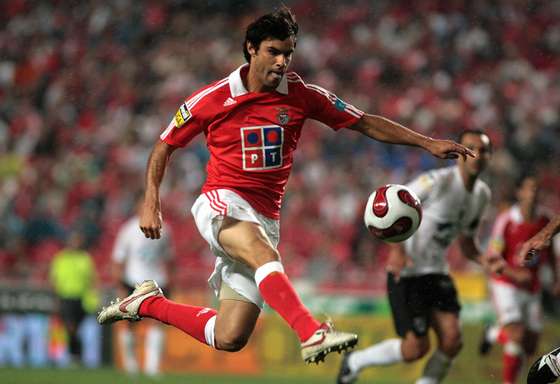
[338,130,503,384]
[112,198,174,376]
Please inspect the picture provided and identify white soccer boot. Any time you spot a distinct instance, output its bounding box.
[97,280,163,324]
[301,321,358,364]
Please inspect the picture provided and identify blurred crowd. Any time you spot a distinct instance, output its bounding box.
[1,0,559,291]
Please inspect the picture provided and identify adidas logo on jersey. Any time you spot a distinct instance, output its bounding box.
[223,97,237,106]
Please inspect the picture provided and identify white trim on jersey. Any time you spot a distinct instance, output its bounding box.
[160,78,229,140]
[186,78,229,110]
[229,64,288,97]
[287,75,362,118]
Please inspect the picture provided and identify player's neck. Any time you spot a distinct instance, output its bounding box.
[520,204,536,221]
[245,66,274,93]
[458,167,477,191]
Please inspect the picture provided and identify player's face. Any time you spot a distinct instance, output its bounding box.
[248,37,295,90]
[517,177,538,208]
[458,133,491,177]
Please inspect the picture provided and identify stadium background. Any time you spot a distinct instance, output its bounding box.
[1,0,559,382]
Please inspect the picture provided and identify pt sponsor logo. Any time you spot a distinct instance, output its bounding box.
[241,125,283,170]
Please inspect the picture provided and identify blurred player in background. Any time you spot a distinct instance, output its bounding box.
[50,232,97,365]
[479,175,560,384]
[112,195,174,376]
[97,7,474,365]
[517,213,560,384]
[338,130,502,384]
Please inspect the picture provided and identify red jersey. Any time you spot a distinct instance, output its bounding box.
[160,64,363,219]
[488,205,553,292]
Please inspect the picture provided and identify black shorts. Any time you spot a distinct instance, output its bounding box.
[121,281,170,297]
[59,298,86,326]
[387,273,461,337]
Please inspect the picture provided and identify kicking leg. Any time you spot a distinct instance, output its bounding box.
[218,217,357,363]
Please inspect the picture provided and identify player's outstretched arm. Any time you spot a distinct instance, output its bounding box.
[519,214,560,264]
[349,114,475,160]
[140,140,178,240]
[458,234,505,274]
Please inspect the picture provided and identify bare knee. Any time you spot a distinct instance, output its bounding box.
[215,331,250,352]
[402,335,430,362]
[439,331,463,357]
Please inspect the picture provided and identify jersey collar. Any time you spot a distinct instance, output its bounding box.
[228,64,289,97]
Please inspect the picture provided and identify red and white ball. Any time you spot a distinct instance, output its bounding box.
[364,184,422,243]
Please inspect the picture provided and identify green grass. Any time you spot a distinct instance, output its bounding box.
[0,367,501,384]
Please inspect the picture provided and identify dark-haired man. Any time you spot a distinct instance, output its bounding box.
[479,175,559,384]
[338,130,502,382]
[97,8,474,364]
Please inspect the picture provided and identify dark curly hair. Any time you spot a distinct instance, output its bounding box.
[243,7,298,63]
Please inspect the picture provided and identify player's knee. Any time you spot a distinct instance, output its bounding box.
[214,332,249,352]
[402,338,430,362]
[440,334,463,357]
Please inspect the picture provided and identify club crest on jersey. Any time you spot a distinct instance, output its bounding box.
[276,108,290,125]
[240,125,284,171]
[174,103,191,128]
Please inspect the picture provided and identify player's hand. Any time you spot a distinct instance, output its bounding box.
[481,253,505,275]
[139,203,163,239]
[517,231,551,266]
[386,247,412,282]
[424,138,475,160]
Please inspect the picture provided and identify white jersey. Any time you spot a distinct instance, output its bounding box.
[401,166,491,277]
[112,216,172,287]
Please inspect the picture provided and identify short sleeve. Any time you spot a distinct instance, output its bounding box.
[487,210,509,255]
[406,170,439,202]
[160,98,206,147]
[301,83,363,130]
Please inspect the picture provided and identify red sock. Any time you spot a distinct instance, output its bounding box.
[503,345,523,383]
[139,296,216,346]
[497,328,508,345]
[257,270,321,342]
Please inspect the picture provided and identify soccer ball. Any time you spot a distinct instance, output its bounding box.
[364,184,422,243]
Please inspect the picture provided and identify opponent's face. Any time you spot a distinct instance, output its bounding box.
[247,37,295,89]
[458,133,491,177]
[517,177,538,208]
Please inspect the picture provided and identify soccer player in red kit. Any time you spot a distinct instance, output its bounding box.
[524,213,560,384]
[479,175,560,383]
[97,8,475,364]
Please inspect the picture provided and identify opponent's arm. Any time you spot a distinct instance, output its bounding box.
[386,243,412,281]
[140,140,178,239]
[349,114,474,160]
[519,214,560,263]
[458,234,505,274]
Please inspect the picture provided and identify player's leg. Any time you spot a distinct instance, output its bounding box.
[415,274,463,384]
[117,283,138,374]
[143,284,170,375]
[479,323,509,355]
[218,217,357,363]
[60,298,85,364]
[119,323,138,374]
[501,322,525,383]
[415,310,461,384]
[144,322,164,375]
[490,281,531,384]
[338,274,430,384]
